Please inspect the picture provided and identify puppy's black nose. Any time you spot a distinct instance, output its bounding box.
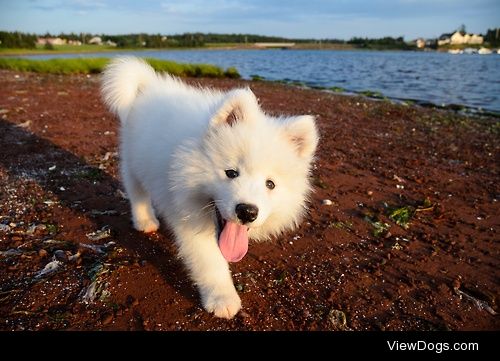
[235,203,259,224]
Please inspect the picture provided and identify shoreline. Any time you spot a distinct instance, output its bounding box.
[1,56,497,118]
[0,44,427,56]
[264,79,500,119]
[2,45,497,58]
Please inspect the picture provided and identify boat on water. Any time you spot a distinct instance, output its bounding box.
[478,47,493,55]
[463,48,478,54]
[448,49,463,54]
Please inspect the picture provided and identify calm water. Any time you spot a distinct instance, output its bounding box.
[24,49,500,113]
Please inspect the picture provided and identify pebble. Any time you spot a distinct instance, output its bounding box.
[68,252,81,262]
[86,226,112,241]
[38,249,48,258]
[54,250,68,262]
[328,309,347,329]
[322,199,333,206]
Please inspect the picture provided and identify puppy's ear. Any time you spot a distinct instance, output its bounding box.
[210,89,258,127]
[282,115,319,158]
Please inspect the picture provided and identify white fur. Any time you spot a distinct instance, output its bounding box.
[101,57,319,319]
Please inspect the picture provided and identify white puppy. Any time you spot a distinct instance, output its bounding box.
[101,57,318,319]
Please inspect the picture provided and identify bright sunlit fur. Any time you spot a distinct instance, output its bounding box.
[102,57,319,319]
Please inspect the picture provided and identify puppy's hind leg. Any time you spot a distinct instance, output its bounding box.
[121,164,159,233]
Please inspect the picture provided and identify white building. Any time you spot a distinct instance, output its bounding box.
[416,38,426,49]
[36,37,67,45]
[449,31,483,45]
[88,36,102,45]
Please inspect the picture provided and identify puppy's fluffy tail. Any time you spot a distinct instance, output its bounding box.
[101,57,157,121]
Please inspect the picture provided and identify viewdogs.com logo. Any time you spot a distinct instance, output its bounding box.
[387,340,479,353]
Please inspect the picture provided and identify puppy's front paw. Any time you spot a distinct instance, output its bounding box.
[202,289,241,319]
[133,217,159,233]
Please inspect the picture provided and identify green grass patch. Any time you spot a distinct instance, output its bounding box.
[387,205,415,229]
[363,214,390,237]
[224,67,240,79]
[0,57,240,78]
[329,220,354,231]
[330,86,346,93]
[45,223,58,235]
[250,74,265,81]
[420,197,433,209]
[0,57,108,74]
[310,85,327,90]
[401,99,415,106]
[359,90,386,99]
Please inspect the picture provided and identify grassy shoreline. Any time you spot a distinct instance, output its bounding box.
[251,76,500,118]
[1,57,497,118]
[0,42,417,56]
[0,57,240,78]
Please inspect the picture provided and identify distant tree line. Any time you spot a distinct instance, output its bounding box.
[101,33,206,48]
[0,30,349,49]
[0,31,37,48]
[12,30,500,50]
[484,28,500,47]
[99,33,337,48]
[347,36,415,50]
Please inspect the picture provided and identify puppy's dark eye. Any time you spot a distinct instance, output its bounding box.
[225,169,239,179]
[266,179,275,190]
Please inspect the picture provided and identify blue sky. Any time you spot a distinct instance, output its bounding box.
[1,0,498,39]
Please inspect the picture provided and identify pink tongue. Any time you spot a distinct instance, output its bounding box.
[218,221,249,262]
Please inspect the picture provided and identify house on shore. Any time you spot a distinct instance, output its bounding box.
[438,31,483,46]
[88,36,102,45]
[438,33,453,46]
[36,37,67,46]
